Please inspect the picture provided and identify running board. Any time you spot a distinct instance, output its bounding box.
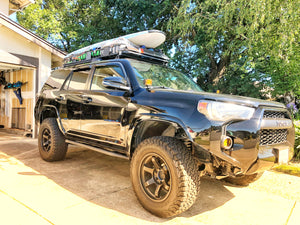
[66,140,129,160]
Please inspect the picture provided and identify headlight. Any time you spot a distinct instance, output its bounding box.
[198,100,255,122]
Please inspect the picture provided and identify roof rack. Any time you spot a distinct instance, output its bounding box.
[63,31,169,67]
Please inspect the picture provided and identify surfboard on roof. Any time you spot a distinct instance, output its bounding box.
[63,30,167,66]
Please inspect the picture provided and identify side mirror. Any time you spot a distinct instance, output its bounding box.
[102,76,131,91]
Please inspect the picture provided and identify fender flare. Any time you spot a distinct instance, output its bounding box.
[127,113,193,157]
[39,105,65,134]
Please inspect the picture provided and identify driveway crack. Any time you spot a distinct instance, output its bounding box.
[285,201,297,225]
[0,189,54,225]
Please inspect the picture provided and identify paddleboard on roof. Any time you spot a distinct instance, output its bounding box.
[123,30,166,48]
[64,30,167,66]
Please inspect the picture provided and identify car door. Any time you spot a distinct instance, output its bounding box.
[60,67,91,135]
[80,63,130,151]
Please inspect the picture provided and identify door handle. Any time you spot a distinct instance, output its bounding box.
[55,95,64,101]
[81,95,92,103]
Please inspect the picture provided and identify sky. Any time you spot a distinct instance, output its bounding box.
[9,12,17,22]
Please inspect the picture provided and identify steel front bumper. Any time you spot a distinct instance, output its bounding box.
[192,107,295,175]
[246,144,294,174]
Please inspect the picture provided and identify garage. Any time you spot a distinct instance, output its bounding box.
[0,50,36,132]
[0,1,65,137]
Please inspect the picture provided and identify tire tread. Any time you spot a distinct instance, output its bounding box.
[131,136,200,217]
[38,118,67,161]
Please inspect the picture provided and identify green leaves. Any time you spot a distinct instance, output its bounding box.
[168,0,300,99]
[17,0,124,52]
[17,0,179,52]
[17,0,299,101]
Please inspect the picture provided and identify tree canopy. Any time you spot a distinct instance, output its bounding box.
[17,0,300,102]
[168,0,299,99]
[17,0,178,52]
[17,0,124,52]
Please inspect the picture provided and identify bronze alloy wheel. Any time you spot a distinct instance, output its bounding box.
[131,136,200,218]
[139,153,171,202]
[41,128,52,152]
[38,118,68,162]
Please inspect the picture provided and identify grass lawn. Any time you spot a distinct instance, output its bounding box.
[272,161,300,177]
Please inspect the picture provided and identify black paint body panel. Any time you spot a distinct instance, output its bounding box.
[35,59,295,176]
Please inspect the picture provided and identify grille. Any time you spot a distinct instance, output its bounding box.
[263,111,288,119]
[259,129,288,146]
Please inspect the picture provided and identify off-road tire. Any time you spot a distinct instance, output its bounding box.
[224,172,263,186]
[130,136,200,218]
[38,118,67,161]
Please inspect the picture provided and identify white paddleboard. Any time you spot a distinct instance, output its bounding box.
[123,30,166,48]
[65,30,166,58]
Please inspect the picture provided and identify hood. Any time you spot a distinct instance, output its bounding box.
[139,89,286,109]
[196,91,285,108]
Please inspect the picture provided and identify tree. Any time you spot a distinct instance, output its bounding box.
[17,0,299,100]
[168,0,300,99]
[17,0,179,52]
[17,0,125,52]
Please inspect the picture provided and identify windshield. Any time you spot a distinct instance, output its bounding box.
[128,59,203,92]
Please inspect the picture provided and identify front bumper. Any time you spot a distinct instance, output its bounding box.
[192,107,295,175]
[246,144,294,174]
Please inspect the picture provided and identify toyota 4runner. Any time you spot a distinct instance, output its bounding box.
[35,30,295,217]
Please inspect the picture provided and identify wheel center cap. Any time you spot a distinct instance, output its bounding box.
[158,170,165,180]
[154,169,165,183]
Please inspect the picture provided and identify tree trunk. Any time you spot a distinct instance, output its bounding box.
[207,53,231,85]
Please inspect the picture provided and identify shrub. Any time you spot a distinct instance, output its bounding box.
[294,121,300,159]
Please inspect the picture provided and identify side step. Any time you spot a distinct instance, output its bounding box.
[66,140,129,160]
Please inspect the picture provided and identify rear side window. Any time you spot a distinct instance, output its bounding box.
[42,69,71,91]
[63,68,90,90]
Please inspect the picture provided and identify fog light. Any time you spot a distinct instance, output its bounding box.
[221,136,233,150]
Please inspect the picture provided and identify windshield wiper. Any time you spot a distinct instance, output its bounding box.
[148,86,172,90]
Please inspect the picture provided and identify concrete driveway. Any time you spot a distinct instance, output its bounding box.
[0,130,299,225]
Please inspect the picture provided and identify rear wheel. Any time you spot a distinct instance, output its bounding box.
[130,136,200,218]
[38,118,67,161]
[224,172,263,186]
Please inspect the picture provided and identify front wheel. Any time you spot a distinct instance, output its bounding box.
[130,136,200,218]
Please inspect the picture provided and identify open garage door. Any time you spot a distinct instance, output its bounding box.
[0,50,36,132]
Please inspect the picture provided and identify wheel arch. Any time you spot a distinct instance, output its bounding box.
[128,115,193,158]
[38,105,65,134]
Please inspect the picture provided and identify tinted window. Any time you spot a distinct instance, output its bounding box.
[62,72,72,90]
[67,69,90,90]
[42,69,71,91]
[91,65,126,91]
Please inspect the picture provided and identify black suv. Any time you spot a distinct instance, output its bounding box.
[35,32,294,218]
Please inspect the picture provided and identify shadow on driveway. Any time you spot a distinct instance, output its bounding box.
[0,137,235,222]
